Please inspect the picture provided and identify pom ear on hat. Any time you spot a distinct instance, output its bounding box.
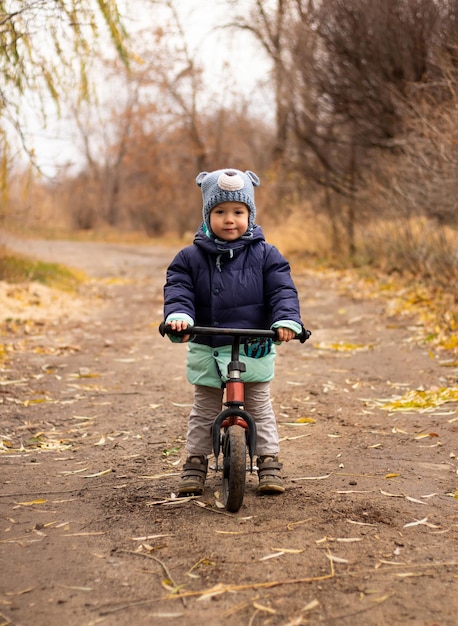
[196,172,208,187]
[196,168,260,234]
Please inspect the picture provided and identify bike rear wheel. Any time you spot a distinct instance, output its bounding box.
[222,425,247,512]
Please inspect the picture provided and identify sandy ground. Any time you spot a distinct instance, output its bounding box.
[0,235,457,626]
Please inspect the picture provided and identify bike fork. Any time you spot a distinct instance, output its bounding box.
[212,337,257,471]
[212,407,257,471]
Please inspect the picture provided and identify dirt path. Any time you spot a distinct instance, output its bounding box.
[1,237,457,626]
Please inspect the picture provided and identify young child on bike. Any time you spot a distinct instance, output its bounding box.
[163,168,304,496]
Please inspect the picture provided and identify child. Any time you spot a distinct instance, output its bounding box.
[163,168,304,496]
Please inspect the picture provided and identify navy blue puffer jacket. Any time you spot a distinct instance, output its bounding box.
[164,225,302,348]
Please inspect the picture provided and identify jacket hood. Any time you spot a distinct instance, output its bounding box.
[193,223,265,253]
[193,223,266,272]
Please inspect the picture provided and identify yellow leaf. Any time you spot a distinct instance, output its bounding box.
[295,417,316,424]
[315,341,373,352]
[370,387,458,412]
[161,578,177,592]
[16,499,47,506]
[272,547,304,554]
[415,432,439,439]
[82,468,112,478]
[385,473,400,479]
[23,398,49,406]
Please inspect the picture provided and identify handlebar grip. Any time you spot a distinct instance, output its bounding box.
[298,328,312,343]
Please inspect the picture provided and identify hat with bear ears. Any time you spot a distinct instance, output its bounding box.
[196,168,260,234]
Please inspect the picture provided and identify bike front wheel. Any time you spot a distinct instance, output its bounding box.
[222,424,247,513]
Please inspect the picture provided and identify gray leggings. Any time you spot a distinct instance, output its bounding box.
[185,382,279,457]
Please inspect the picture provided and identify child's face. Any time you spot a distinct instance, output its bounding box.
[210,202,250,241]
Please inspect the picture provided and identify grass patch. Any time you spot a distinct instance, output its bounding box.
[0,250,84,291]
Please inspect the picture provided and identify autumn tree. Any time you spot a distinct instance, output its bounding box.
[223,0,302,190]
[0,0,128,175]
[287,0,458,256]
[58,0,275,234]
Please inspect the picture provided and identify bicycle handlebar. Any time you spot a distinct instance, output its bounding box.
[159,321,311,343]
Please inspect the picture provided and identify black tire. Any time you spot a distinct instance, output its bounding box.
[222,425,247,512]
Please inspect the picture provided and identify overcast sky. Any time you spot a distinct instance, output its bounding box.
[26,0,271,177]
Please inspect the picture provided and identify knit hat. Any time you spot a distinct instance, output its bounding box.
[196,168,260,234]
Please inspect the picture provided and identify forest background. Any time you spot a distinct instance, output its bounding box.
[0,0,457,295]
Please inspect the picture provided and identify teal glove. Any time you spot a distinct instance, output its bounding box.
[244,337,272,358]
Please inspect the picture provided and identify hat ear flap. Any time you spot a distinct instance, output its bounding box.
[245,171,260,187]
[196,172,208,188]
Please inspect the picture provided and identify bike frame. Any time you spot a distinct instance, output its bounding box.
[211,334,257,472]
[159,322,311,472]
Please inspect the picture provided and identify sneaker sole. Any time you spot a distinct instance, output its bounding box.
[257,483,285,494]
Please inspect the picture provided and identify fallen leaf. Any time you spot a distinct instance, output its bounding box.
[291,474,331,482]
[259,552,284,561]
[315,341,373,352]
[366,387,458,413]
[82,468,112,478]
[405,496,427,505]
[60,468,89,475]
[272,548,304,554]
[196,583,226,601]
[346,519,377,527]
[381,490,403,497]
[403,517,440,529]
[131,534,173,541]
[287,519,312,530]
[326,553,349,564]
[5,587,35,596]
[303,599,320,612]
[253,601,276,614]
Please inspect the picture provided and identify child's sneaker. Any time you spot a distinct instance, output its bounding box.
[256,455,285,493]
[177,455,208,496]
